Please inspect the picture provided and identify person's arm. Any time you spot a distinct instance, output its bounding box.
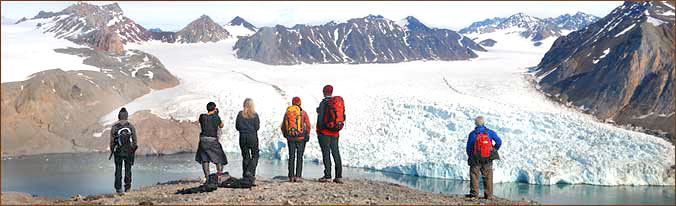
[316,100,326,132]
[280,113,288,138]
[491,130,502,150]
[109,125,116,151]
[130,124,138,147]
[254,113,260,131]
[235,112,242,131]
[466,132,475,157]
[303,111,312,135]
[217,115,224,128]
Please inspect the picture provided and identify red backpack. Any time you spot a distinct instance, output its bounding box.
[473,129,493,162]
[322,96,345,132]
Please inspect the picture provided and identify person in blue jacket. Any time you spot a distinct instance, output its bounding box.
[465,116,502,200]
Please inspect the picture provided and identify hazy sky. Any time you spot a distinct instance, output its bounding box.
[1,1,622,31]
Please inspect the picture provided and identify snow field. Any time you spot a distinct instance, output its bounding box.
[1,18,99,83]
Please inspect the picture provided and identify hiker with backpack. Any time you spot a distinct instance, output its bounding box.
[280,97,312,182]
[316,85,346,184]
[109,107,138,193]
[236,98,260,182]
[465,116,502,200]
[196,102,228,183]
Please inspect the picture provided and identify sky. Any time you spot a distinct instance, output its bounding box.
[1,1,623,31]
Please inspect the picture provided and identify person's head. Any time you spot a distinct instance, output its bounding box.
[242,98,256,119]
[206,102,217,113]
[118,107,128,120]
[475,116,485,126]
[323,85,333,97]
[292,96,301,106]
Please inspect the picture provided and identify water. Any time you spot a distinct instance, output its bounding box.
[2,153,674,205]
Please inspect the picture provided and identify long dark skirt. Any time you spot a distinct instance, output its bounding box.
[195,136,228,165]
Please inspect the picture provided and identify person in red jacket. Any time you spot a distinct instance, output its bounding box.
[281,97,312,182]
[316,85,344,183]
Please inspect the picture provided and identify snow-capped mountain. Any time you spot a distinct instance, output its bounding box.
[28,2,150,46]
[460,12,599,42]
[234,15,485,65]
[549,12,601,31]
[14,2,151,55]
[534,1,675,138]
[223,16,258,37]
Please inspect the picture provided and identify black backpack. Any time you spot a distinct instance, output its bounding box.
[113,122,134,156]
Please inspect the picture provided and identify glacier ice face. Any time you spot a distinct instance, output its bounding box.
[102,38,675,186]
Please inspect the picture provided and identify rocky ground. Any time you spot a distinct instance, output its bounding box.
[2,177,536,205]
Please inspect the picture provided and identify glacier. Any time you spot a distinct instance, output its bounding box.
[97,33,675,186]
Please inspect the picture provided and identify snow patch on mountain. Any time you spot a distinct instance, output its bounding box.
[1,18,99,82]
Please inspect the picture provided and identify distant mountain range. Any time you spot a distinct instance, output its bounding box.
[459,12,599,41]
[234,15,486,65]
[534,1,675,138]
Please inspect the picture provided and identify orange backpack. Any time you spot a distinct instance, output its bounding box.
[284,105,305,138]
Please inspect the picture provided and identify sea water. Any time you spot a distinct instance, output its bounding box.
[2,152,673,205]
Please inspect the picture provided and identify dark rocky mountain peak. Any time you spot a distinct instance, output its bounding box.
[234,15,485,65]
[534,0,675,138]
[229,16,257,31]
[174,15,230,43]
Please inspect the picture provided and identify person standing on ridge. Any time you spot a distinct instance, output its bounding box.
[316,85,346,183]
[236,98,260,183]
[196,102,228,183]
[465,116,502,200]
[109,107,138,193]
[281,97,312,182]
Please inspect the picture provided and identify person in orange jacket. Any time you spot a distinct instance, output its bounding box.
[280,97,312,182]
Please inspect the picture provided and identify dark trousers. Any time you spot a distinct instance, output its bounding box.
[287,140,306,177]
[469,161,493,197]
[239,135,259,178]
[114,155,133,191]
[319,136,342,179]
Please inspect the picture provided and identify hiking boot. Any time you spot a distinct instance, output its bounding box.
[333,178,344,184]
[318,177,332,182]
[289,177,296,182]
[294,177,303,183]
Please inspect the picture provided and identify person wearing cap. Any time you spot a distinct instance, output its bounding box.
[280,97,312,182]
[316,85,344,183]
[465,116,502,200]
[236,98,260,182]
[109,107,138,193]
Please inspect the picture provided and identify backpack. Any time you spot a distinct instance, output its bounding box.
[113,122,134,156]
[473,129,493,163]
[284,105,305,138]
[322,96,345,132]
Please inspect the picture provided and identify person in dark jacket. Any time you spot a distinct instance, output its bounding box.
[236,98,260,182]
[280,97,312,182]
[465,116,502,199]
[196,102,228,182]
[316,85,344,184]
[109,107,138,193]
